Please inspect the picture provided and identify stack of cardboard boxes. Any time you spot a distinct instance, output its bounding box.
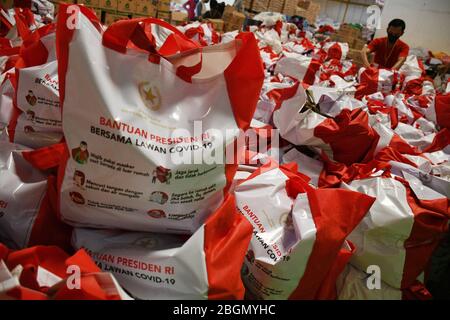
[0,0,13,9]
[251,0,269,13]
[117,0,136,13]
[347,49,365,67]
[62,0,183,25]
[222,5,246,32]
[331,24,368,67]
[282,0,297,17]
[267,0,283,14]
[331,24,367,50]
[135,0,157,17]
[295,0,320,24]
[243,0,253,11]
[171,11,188,26]
[156,0,170,22]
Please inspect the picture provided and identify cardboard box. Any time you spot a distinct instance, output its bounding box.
[309,2,321,11]
[251,0,269,12]
[243,0,253,10]
[157,10,171,22]
[0,0,14,9]
[117,0,136,13]
[347,48,365,67]
[93,8,102,19]
[331,32,356,44]
[224,23,241,32]
[339,25,362,38]
[223,4,235,16]
[267,0,283,13]
[171,11,188,25]
[295,1,320,24]
[222,5,236,23]
[283,0,297,16]
[330,34,345,43]
[336,29,352,38]
[224,11,245,26]
[99,0,118,11]
[295,7,315,23]
[224,11,245,32]
[207,19,224,32]
[157,0,170,12]
[352,38,367,50]
[297,0,311,10]
[135,0,157,16]
[77,0,100,8]
[104,12,129,25]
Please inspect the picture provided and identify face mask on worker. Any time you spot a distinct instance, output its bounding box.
[388,33,400,43]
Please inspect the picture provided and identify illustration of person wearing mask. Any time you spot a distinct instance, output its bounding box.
[26,90,37,106]
[73,170,86,188]
[72,141,89,164]
[152,166,172,184]
[26,110,35,122]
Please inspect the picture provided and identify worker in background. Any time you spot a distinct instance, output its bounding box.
[362,19,409,70]
[183,0,197,21]
[203,0,224,19]
[233,0,243,12]
[195,0,208,19]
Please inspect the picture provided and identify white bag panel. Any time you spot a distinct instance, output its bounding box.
[235,168,317,299]
[72,227,209,300]
[0,142,47,249]
[343,177,415,288]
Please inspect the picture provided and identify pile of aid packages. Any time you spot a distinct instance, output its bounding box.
[0,4,449,300]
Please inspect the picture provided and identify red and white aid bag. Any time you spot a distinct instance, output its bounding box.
[273,85,380,166]
[355,67,400,100]
[177,22,221,46]
[342,173,450,289]
[56,6,264,233]
[322,41,349,61]
[274,51,321,86]
[0,245,132,300]
[336,264,432,300]
[0,142,71,250]
[71,195,252,300]
[233,163,375,299]
[10,24,63,149]
[0,72,16,140]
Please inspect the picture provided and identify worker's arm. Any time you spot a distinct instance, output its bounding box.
[361,46,373,68]
[392,45,409,70]
[392,56,407,70]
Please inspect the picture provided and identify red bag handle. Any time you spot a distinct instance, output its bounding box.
[22,143,66,170]
[16,24,56,68]
[103,17,189,53]
[14,7,36,40]
[102,18,202,82]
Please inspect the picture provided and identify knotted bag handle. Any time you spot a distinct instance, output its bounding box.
[102,18,202,82]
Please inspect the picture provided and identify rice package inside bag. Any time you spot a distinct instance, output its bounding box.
[56,6,264,233]
[233,162,375,299]
[71,195,253,300]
